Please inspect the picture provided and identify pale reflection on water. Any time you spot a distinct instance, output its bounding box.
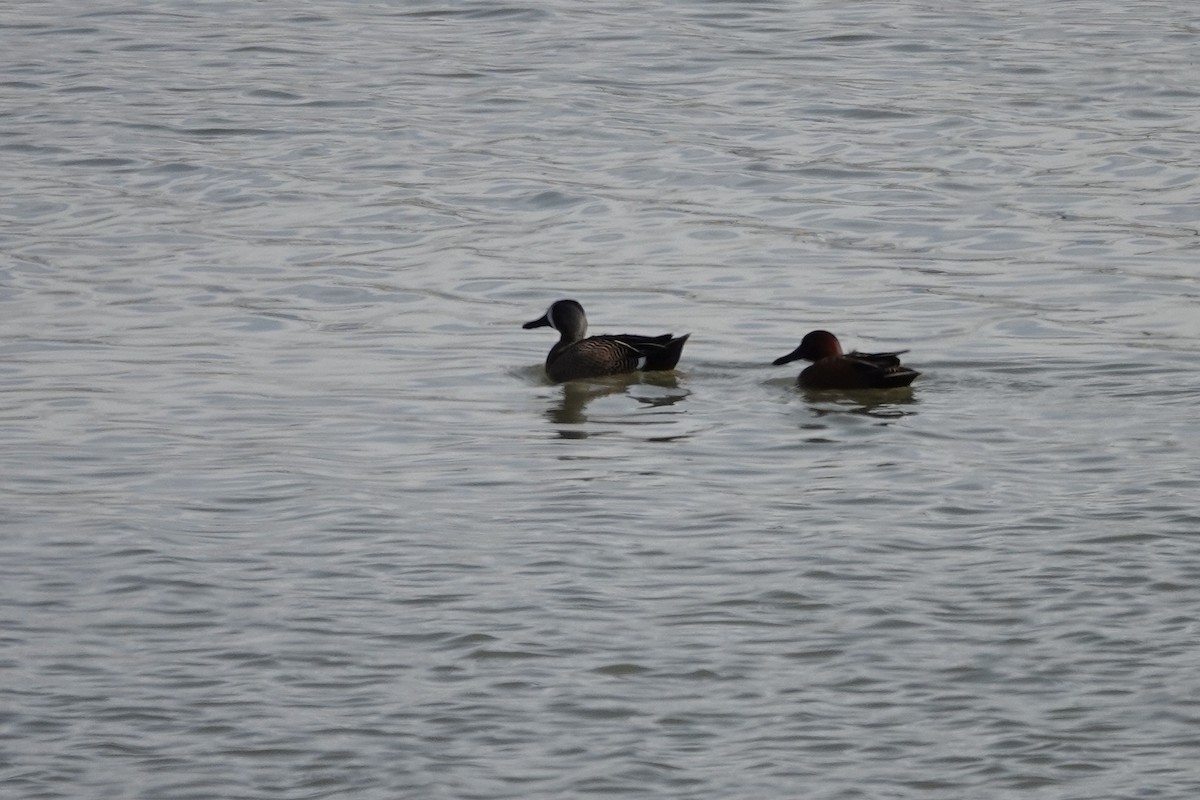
[542,373,691,431]
[801,388,920,421]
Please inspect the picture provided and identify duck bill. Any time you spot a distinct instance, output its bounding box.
[523,313,551,330]
[772,348,803,366]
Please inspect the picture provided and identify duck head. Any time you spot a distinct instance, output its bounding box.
[523,299,588,341]
[772,329,843,365]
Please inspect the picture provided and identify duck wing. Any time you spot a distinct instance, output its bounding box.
[545,333,685,382]
[844,351,919,388]
[847,349,908,368]
[610,333,689,371]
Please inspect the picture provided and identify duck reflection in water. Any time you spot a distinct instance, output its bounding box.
[802,389,919,422]
[545,372,689,434]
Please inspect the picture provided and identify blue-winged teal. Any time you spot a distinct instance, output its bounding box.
[523,299,689,383]
[773,330,919,390]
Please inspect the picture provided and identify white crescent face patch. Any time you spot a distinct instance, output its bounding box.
[635,356,648,370]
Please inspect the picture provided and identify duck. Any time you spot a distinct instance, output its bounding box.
[772,329,919,390]
[523,299,689,383]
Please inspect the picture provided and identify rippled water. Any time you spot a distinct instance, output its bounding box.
[4,1,1200,797]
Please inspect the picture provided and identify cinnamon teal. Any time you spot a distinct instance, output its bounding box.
[523,299,689,383]
[772,329,919,390]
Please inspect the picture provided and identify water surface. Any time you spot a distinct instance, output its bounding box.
[3,1,1200,798]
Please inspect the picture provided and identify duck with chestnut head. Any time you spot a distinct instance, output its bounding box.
[772,330,919,390]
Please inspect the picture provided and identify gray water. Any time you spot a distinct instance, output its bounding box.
[4,1,1200,798]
